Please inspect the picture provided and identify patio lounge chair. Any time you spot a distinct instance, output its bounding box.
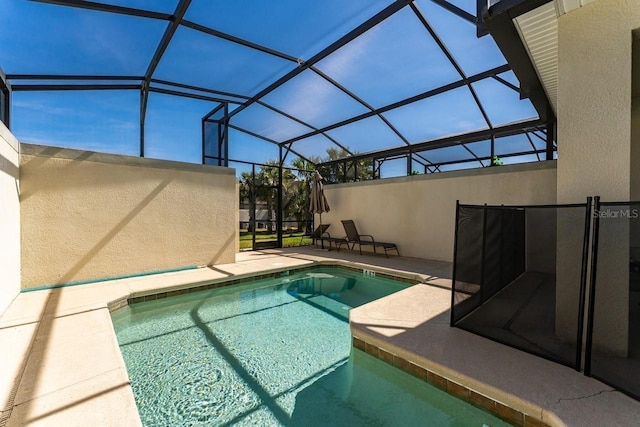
[307,224,330,248]
[306,224,349,251]
[341,220,399,258]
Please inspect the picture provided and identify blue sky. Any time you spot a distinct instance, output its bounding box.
[0,0,541,177]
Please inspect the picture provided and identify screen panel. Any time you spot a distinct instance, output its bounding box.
[326,116,405,154]
[94,0,179,13]
[291,134,344,162]
[416,144,474,164]
[495,134,538,156]
[184,0,394,58]
[12,90,139,156]
[231,103,314,142]
[438,161,484,172]
[416,0,507,77]
[0,1,165,75]
[145,92,216,164]
[382,86,488,143]
[472,78,539,126]
[500,153,541,165]
[378,157,408,178]
[154,26,295,96]
[261,70,369,129]
[228,128,279,165]
[464,139,491,158]
[315,7,460,108]
[441,0,476,15]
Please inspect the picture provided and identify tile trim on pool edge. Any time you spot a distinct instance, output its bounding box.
[351,337,551,427]
[108,261,424,311]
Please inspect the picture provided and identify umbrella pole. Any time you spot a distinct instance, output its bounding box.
[319,212,323,249]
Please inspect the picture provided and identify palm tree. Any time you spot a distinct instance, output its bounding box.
[283,158,317,232]
[239,171,255,232]
[316,147,373,183]
[254,161,284,234]
[240,149,368,242]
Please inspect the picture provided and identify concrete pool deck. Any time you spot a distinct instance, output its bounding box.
[0,248,638,426]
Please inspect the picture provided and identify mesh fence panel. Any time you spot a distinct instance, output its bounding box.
[452,203,590,369]
[452,206,484,322]
[503,209,526,283]
[482,208,508,300]
[587,202,640,399]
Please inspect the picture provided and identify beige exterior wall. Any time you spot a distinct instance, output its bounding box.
[632,98,640,202]
[632,30,640,202]
[322,161,557,262]
[632,34,640,258]
[557,0,639,204]
[20,144,237,289]
[0,123,20,314]
[556,0,640,354]
[235,181,240,254]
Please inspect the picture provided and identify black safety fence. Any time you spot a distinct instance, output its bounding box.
[585,198,640,399]
[451,200,592,369]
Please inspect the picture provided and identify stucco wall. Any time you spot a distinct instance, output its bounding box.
[20,144,237,289]
[0,123,20,314]
[557,0,639,203]
[631,30,640,202]
[632,34,640,252]
[633,98,640,203]
[322,161,557,262]
[556,0,640,354]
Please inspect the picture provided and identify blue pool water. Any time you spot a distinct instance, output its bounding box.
[111,267,511,426]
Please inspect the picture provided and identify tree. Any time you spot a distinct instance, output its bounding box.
[239,171,255,232]
[286,158,316,232]
[253,162,279,233]
[316,147,374,183]
[240,146,369,237]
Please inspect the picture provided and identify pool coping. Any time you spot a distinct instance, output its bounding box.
[112,261,423,309]
[351,336,550,427]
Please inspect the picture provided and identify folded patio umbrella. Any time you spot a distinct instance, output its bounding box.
[310,170,330,227]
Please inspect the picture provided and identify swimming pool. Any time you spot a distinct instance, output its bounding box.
[112,267,511,426]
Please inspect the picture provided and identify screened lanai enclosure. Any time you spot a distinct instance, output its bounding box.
[0,0,556,249]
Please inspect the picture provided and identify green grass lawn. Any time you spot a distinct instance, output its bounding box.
[239,229,312,250]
